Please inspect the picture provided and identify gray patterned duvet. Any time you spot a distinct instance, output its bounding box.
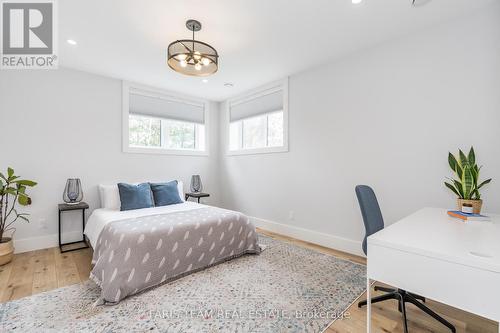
[90,206,260,304]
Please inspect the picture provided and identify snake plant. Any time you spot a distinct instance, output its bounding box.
[444,147,491,200]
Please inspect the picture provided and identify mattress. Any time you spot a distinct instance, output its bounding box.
[85,201,202,249]
[84,203,261,304]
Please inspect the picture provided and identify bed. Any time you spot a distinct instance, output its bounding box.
[84,183,261,304]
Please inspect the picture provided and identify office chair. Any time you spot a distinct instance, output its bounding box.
[355,185,456,333]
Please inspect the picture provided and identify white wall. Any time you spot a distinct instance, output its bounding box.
[219,7,500,256]
[1,5,499,257]
[0,68,220,252]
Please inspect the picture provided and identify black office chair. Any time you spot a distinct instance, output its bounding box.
[355,185,456,333]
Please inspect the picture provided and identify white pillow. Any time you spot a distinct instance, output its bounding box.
[177,181,185,202]
[99,180,185,209]
[98,184,121,210]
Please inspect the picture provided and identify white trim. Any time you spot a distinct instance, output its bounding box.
[225,78,289,156]
[227,146,288,156]
[229,85,284,108]
[13,231,84,254]
[251,215,365,257]
[124,146,208,156]
[129,87,205,109]
[122,81,210,156]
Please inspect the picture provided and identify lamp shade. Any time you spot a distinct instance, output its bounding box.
[167,20,219,77]
[167,40,218,77]
[63,178,83,204]
[190,175,203,193]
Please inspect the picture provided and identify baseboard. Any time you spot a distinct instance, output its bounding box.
[13,231,84,254]
[250,216,365,257]
[13,218,362,256]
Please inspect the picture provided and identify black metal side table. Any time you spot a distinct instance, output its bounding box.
[185,192,210,203]
[58,202,90,253]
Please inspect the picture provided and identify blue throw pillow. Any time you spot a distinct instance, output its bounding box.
[150,181,183,207]
[118,183,154,211]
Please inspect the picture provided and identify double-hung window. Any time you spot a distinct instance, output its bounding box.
[123,83,208,155]
[227,79,288,155]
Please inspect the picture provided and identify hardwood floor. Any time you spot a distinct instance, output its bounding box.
[0,247,92,303]
[0,230,497,333]
[258,229,498,333]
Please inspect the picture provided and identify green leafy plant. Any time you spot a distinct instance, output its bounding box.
[0,167,37,242]
[444,147,492,200]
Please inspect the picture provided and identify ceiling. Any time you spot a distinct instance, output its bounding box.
[59,0,495,101]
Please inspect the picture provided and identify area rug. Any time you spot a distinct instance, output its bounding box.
[0,235,366,333]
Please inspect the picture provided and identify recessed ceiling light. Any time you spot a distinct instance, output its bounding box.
[202,79,208,83]
[66,39,77,45]
[352,0,363,4]
[224,83,234,87]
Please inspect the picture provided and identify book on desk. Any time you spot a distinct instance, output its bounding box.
[447,210,491,222]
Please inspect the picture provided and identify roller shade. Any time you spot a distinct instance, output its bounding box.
[230,89,283,122]
[129,90,205,124]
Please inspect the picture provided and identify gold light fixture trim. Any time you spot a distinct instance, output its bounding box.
[167,20,219,77]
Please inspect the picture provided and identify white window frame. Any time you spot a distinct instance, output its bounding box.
[225,78,289,156]
[122,81,210,156]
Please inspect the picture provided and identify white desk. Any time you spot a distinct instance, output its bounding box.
[367,207,500,333]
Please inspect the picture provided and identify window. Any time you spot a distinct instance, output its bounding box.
[123,83,208,155]
[129,114,161,147]
[229,111,284,150]
[163,119,196,150]
[129,115,205,151]
[227,79,288,154]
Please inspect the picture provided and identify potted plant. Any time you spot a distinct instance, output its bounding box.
[444,147,491,214]
[0,167,37,265]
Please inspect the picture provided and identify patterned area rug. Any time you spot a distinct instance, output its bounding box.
[0,235,366,333]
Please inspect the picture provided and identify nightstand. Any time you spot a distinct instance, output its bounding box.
[185,192,210,203]
[58,202,90,253]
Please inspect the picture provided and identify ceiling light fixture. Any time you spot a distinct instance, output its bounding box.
[202,79,208,83]
[352,0,363,4]
[66,39,77,45]
[411,0,432,7]
[167,19,219,77]
[224,83,234,87]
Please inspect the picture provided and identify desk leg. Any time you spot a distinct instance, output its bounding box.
[367,277,371,333]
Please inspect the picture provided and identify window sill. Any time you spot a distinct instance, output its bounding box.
[226,146,288,156]
[124,146,209,156]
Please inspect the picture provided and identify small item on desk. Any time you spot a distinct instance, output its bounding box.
[447,210,491,222]
[461,203,474,214]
